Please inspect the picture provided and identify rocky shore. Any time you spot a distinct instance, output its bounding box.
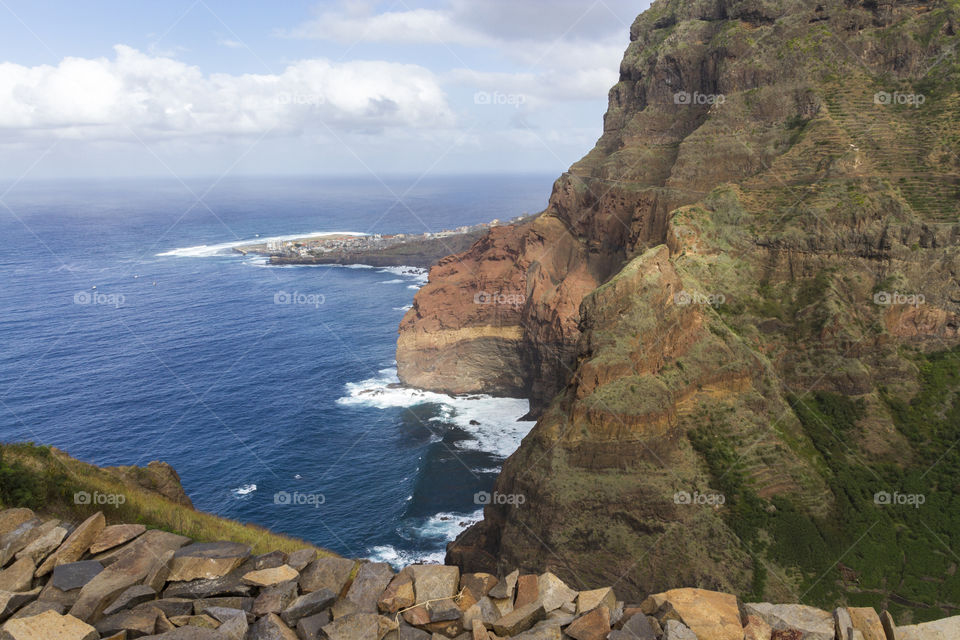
[0,507,956,640]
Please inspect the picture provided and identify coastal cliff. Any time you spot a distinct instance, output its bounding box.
[398,0,960,618]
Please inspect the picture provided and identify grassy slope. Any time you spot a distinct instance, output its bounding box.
[0,443,334,556]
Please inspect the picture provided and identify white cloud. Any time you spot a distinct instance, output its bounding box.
[0,45,454,143]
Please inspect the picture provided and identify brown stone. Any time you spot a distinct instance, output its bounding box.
[566,606,611,640]
[169,614,219,629]
[242,565,299,587]
[7,600,65,621]
[14,524,67,566]
[280,588,336,627]
[89,525,146,555]
[299,557,355,595]
[36,512,105,577]
[744,613,774,640]
[848,608,886,640]
[251,580,299,617]
[644,589,743,640]
[492,601,545,637]
[487,570,518,601]
[460,574,498,604]
[344,563,394,613]
[0,558,35,593]
[94,606,160,637]
[167,542,250,582]
[0,511,35,538]
[514,575,539,609]
[380,571,416,614]
[286,549,317,572]
[536,573,575,613]
[578,587,616,614]
[0,609,98,640]
[296,611,332,640]
[772,631,804,640]
[0,588,41,622]
[321,613,394,640]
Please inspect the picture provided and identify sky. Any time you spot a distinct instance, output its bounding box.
[0,0,652,180]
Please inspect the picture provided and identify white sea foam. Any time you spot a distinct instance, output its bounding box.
[337,368,534,458]
[377,266,429,285]
[392,305,413,312]
[366,509,484,567]
[231,483,257,498]
[379,279,405,284]
[367,545,445,566]
[157,231,366,257]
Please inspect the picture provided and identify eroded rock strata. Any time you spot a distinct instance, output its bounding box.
[396,0,960,612]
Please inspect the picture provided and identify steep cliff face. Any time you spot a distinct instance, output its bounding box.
[400,0,960,620]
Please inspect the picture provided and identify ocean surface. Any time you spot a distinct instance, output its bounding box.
[0,174,554,564]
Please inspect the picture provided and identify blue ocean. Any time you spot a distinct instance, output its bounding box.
[0,174,553,563]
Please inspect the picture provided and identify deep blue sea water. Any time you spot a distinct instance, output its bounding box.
[0,174,553,563]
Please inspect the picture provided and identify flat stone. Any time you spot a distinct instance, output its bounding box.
[169,614,219,629]
[896,615,960,640]
[252,580,299,617]
[0,558,35,593]
[36,582,78,608]
[143,550,175,592]
[566,606,610,640]
[513,620,563,640]
[418,615,463,637]
[344,563,394,613]
[322,613,394,640]
[380,570,416,614]
[487,570,518,601]
[243,565,299,587]
[773,631,805,640]
[410,565,459,602]
[135,599,194,618]
[95,606,160,637]
[102,585,157,616]
[513,575,539,609]
[248,612,299,640]
[296,611,332,640]
[36,512,105,577]
[299,557,355,595]
[0,609,98,640]
[397,622,431,640]
[139,629,223,640]
[663,619,698,640]
[848,608,885,640]
[0,511,35,538]
[252,551,288,571]
[0,588,41,622]
[193,597,253,615]
[70,529,190,622]
[217,613,248,640]
[280,588,335,627]
[89,525,146,555]
[537,573,576,613]
[0,521,44,568]
[460,573,498,606]
[286,549,317,572]
[14,525,67,565]
[745,603,835,640]
[167,542,250,582]
[492,601,546,637]
[7,600,65,621]
[490,596,513,617]
[644,589,743,640]
[577,587,616,614]
[52,561,104,592]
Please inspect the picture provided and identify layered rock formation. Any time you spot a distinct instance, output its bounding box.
[1,506,957,640]
[395,0,960,618]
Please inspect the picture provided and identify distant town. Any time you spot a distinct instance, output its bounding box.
[234,215,535,268]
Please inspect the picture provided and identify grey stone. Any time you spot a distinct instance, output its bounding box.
[252,551,288,570]
[745,603,834,640]
[493,601,546,637]
[0,588,41,622]
[217,611,248,640]
[0,520,43,568]
[896,615,960,640]
[134,598,195,618]
[343,563,394,613]
[14,524,67,565]
[609,613,658,640]
[299,557,355,595]
[51,561,104,592]
[252,579,299,617]
[296,611,332,640]
[248,612,299,639]
[286,549,317,573]
[94,605,161,638]
[167,542,251,582]
[280,588,336,627]
[663,619,698,640]
[322,613,393,640]
[193,597,254,615]
[0,558,35,593]
[7,599,66,620]
[487,569,518,600]
[139,629,223,640]
[102,584,157,616]
[514,621,563,640]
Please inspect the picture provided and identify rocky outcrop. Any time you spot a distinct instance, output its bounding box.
[395,0,960,613]
[108,460,195,508]
[1,506,957,639]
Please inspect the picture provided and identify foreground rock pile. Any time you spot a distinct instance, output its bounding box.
[0,508,956,639]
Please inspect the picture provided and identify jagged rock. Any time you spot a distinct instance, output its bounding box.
[252,551,288,571]
[545,609,575,627]
[492,601,545,636]
[102,585,157,616]
[216,611,248,640]
[7,600,64,621]
[167,542,250,582]
[397,623,431,640]
[0,512,37,540]
[744,613,774,640]
[566,606,610,640]
[0,521,42,569]
[243,565,299,587]
[193,597,253,615]
[248,612,299,639]
[641,589,743,640]
[746,603,834,640]
[298,557,355,595]
[515,575,538,608]
[286,549,317,573]
[143,550,175,592]
[663,620,698,640]
[36,512,105,577]
[343,563,394,613]
[418,614,463,638]
[14,524,66,565]
[252,580,299,617]
[836,608,854,640]
[279,588,335,626]
[490,596,513,618]
[578,587,616,614]
[845,608,886,640]
[140,628,223,639]
[51,561,104,592]
[380,570,415,614]
[0,558,35,593]
[896,616,960,640]
[487,570,518,600]
[460,574,497,606]
[90,525,147,555]
[95,606,160,638]
[0,609,98,640]
[880,612,897,640]
[0,588,41,622]
[36,582,78,608]
[513,621,563,640]
[536,573,575,613]
[609,613,658,640]
[135,599,194,618]
[410,565,459,602]
[71,529,190,622]
[462,596,499,631]
[296,611,332,640]
[168,614,219,629]
[321,613,394,640]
